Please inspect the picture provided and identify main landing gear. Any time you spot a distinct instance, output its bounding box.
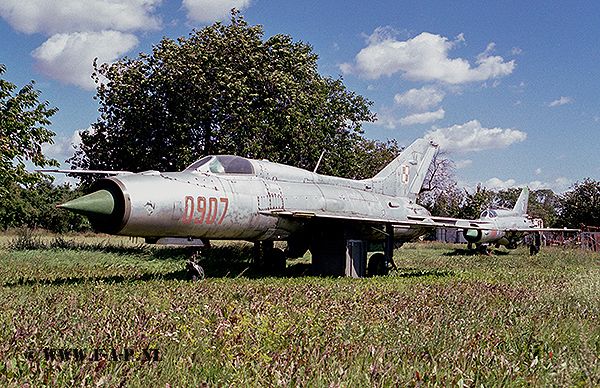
[366,224,396,276]
[186,249,205,281]
[254,241,286,275]
[367,253,387,276]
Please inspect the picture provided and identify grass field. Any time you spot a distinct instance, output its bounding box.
[1,231,599,387]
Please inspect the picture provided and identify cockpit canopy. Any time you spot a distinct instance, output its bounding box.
[480,209,498,219]
[185,155,254,175]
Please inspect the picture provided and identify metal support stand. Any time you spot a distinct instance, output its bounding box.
[311,239,368,278]
[346,240,367,278]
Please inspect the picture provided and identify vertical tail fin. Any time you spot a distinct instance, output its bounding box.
[513,187,529,216]
[370,139,438,200]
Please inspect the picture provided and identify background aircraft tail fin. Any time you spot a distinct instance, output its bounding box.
[371,139,438,200]
[513,187,529,216]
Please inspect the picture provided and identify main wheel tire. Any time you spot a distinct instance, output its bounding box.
[367,253,387,277]
[264,248,286,275]
[186,261,205,281]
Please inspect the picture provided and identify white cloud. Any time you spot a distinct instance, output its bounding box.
[551,177,572,193]
[485,177,517,190]
[42,135,73,160]
[32,31,139,90]
[42,131,78,160]
[477,177,572,194]
[528,181,544,191]
[424,119,527,152]
[527,178,572,193]
[399,108,445,126]
[42,127,93,160]
[458,178,573,195]
[535,168,542,175]
[0,0,162,88]
[455,159,473,169]
[511,47,523,56]
[393,86,446,126]
[340,30,515,84]
[0,0,161,35]
[549,96,572,107]
[183,0,251,23]
[394,86,445,111]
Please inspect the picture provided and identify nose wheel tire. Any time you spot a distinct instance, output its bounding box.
[186,260,205,281]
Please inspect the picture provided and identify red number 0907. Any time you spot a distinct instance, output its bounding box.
[182,196,228,224]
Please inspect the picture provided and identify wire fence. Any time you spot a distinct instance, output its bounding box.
[560,232,600,252]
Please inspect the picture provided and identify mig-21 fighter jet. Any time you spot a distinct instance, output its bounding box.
[44,139,483,277]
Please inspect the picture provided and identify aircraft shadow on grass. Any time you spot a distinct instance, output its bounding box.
[5,239,265,286]
[442,248,511,257]
[4,264,452,288]
[4,271,188,288]
[7,236,455,285]
[393,268,453,278]
[3,263,322,287]
[5,243,455,287]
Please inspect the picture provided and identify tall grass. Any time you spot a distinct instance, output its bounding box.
[0,234,599,386]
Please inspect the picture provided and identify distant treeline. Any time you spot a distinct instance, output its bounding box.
[0,180,90,233]
[424,185,560,225]
[424,179,600,230]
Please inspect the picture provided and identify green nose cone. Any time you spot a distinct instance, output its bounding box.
[58,190,115,217]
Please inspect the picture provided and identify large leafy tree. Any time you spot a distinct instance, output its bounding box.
[0,64,58,196]
[456,184,495,220]
[349,138,402,180]
[528,189,559,226]
[557,178,600,228]
[71,11,376,180]
[489,187,559,226]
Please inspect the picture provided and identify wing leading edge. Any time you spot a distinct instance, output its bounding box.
[260,210,579,235]
[259,210,473,229]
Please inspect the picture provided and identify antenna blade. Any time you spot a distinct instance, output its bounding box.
[313,150,326,173]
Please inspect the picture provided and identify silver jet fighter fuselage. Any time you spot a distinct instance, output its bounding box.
[461,187,577,250]
[62,139,440,243]
[57,139,464,276]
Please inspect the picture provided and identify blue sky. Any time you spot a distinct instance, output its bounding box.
[1,0,598,193]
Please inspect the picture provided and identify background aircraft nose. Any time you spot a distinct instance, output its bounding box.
[58,189,115,217]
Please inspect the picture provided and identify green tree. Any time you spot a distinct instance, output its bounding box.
[492,187,521,209]
[0,64,58,195]
[348,138,402,180]
[0,180,90,232]
[458,184,495,220]
[71,11,375,181]
[528,189,559,227]
[557,178,600,228]
[426,184,464,218]
[489,187,558,226]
